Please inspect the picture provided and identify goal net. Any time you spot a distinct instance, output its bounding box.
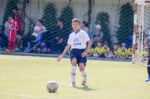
[132,0,150,63]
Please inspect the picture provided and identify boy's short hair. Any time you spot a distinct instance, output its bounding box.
[72,18,81,24]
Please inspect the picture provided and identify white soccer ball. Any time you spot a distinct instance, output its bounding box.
[47,80,58,93]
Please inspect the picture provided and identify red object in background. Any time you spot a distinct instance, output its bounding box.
[7,18,17,50]
[15,14,22,35]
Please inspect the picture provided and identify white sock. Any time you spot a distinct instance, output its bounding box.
[81,70,87,82]
[71,66,76,83]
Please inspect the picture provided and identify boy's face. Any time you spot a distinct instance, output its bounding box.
[72,21,81,31]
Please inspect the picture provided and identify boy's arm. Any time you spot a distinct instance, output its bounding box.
[86,40,92,53]
[82,40,92,57]
[57,44,71,61]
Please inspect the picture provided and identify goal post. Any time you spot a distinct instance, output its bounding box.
[132,0,150,63]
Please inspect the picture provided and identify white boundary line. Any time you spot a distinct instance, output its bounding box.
[0,92,51,98]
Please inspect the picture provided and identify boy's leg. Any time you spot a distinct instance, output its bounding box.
[145,48,150,82]
[79,63,87,86]
[145,58,150,82]
[145,63,150,82]
[71,58,77,87]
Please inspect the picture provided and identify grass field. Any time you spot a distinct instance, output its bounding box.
[0,55,150,99]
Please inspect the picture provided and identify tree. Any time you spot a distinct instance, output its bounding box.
[88,0,94,27]
[116,3,134,43]
[96,12,111,46]
[42,3,57,31]
[21,0,29,34]
[3,0,18,23]
[60,6,73,32]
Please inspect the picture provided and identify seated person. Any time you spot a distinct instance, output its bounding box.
[115,44,122,59]
[5,16,17,51]
[101,42,110,58]
[113,43,119,57]
[12,7,22,50]
[92,36,100,48]
[120,43,128,59]
[92,24,103,42]
[126,47,132,59]
[51,18,67,53]
[105,50,114,58]
[32,19,46,42]
[94,42,103,57]
[88,47,95,57]
[0,19,11,49]
[4,18,10,37]
[24,19,46,52]
[116,43,128,59]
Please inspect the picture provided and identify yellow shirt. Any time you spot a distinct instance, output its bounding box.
[113,47,118,55]
[95,47,102,53]
[121,48,127,56]
[89,48,95,54]
[101,46,109,53]
[116,47,122,56]
[126,48,132,56]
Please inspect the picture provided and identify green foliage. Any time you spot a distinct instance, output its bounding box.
[3,0,18,23]
[42,3,57,31]
[116,3,134,43]
[26,21,34,35]
[96,12,111,46]
[60,6,73,32]
[21,0,29,35]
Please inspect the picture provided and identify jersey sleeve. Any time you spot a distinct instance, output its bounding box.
[67,34,72,45]
[84,31,90,42]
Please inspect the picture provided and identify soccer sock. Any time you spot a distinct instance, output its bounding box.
[71,66,76,83]
[147,56,150,77]
[81,70,87,82]
[147,66,150,77]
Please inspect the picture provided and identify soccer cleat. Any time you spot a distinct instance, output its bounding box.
[145,76,150,82]
[81,81,86,86]
[71,81,76,87]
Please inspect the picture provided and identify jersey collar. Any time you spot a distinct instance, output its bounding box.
[74,29,81,34]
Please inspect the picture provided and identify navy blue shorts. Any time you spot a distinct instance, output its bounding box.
[70,49,87,66]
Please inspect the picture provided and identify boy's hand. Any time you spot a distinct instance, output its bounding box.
[57,54,63,62]
[82,51,88,57]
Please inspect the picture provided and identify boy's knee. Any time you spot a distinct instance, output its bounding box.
[71,62,77,66]
[71,58,77,66]
[79,64,85,71]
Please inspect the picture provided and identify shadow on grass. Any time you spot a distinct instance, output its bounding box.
[145,82,150,86]
[75,85,97,91]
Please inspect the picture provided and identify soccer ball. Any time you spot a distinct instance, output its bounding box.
[47,80,58,93]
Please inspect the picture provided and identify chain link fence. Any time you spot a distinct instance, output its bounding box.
[0,0,134,60]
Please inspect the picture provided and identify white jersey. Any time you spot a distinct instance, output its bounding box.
[67,30,90,49]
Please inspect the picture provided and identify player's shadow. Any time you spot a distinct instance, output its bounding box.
[145,82,150,86]
[75,85,97,91]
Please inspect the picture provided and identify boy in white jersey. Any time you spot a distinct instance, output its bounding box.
[57,18,92,87]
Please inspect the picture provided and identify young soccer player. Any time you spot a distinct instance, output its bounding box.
[145,54,150,82]
[145,32,150,82]
[57,18,92,87]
